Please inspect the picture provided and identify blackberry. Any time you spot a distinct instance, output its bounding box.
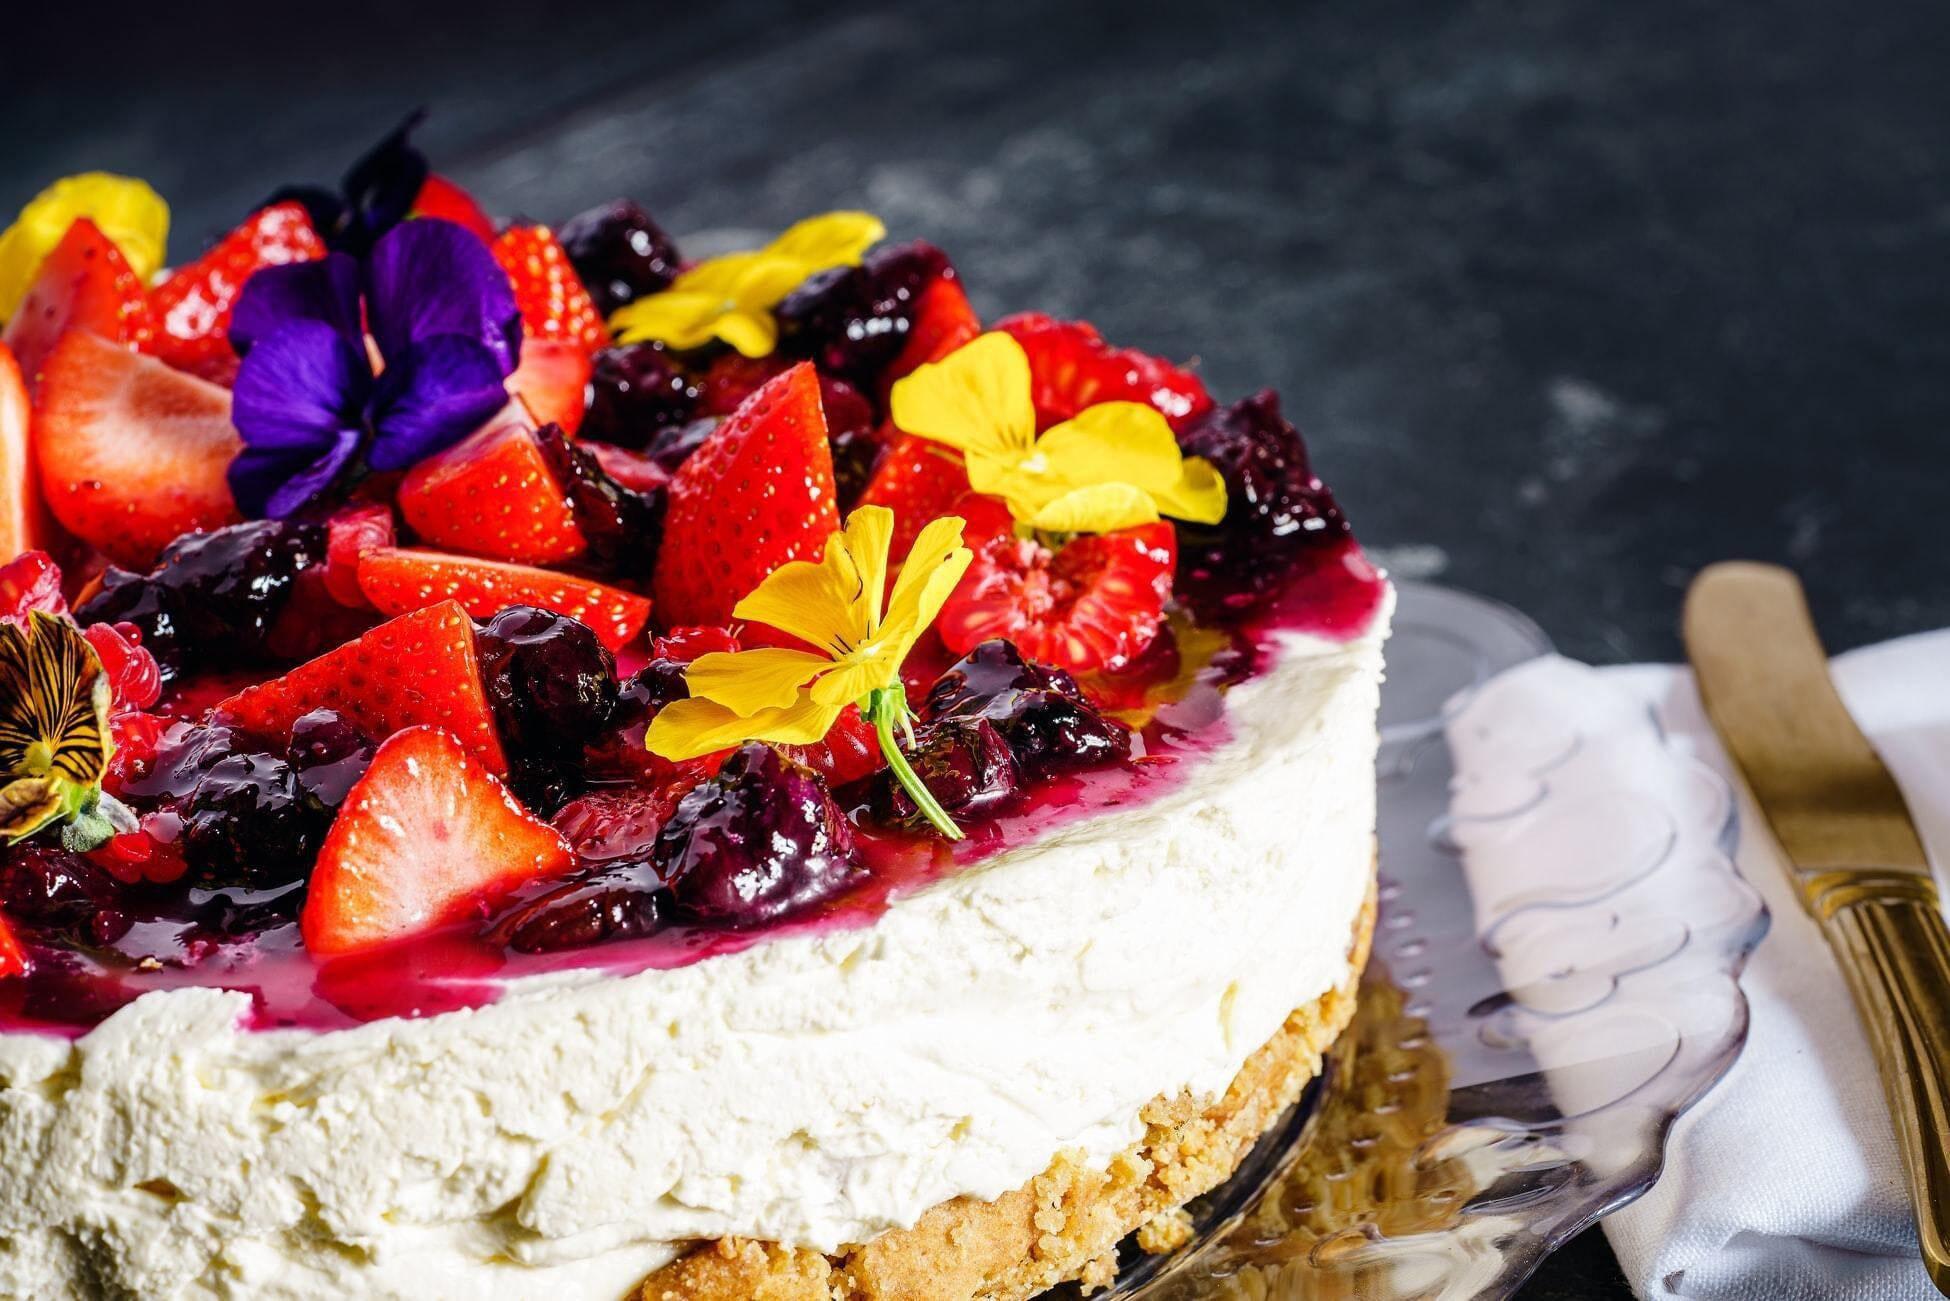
[178,752,332,890]
[492,860,669,954]
[533,423,665,578]
[287,709,375,808]
[582,344,702,447]
[475,605,620,763]
[0,848,132,947]
[924,640,1131,777]
[556,199,682,316]
[642,417,720,475]
[867,716,1019,830]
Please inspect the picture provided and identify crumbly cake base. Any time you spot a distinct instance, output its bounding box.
[637,867,1378,1301]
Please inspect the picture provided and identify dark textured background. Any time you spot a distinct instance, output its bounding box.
[6,0,1947,1292]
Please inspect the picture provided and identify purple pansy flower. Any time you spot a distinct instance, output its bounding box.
[227,218,522,519]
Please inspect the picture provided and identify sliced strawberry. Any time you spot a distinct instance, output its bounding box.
[396,406,586,564]
[882,278,981,396]
[323,503,396,607]
[860,431,973,556]
[301,725,573,957]
[145,202,325,384]
[780,704,882,788]
[357,548,650,651]
[0,909,27,979]
[2,219,154,386]
[653,363,840,627]
[506,336,592,435]
[412,175,496,244]
[993,312,1213,433]
[492,226,607,355]
[218,601,509,772]
[696,353,789,417]
[33,330,243,567]
[938,521,1177,674]
[0,343,53,557]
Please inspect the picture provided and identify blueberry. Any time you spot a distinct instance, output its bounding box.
[868,716,1018,829]
[492,860,669,954]
[532,423,665,578]
[582,344,702,447]
[556,199,682,316]
[775,240,955,390]
[76,520,326,677]
[657,743,858,928]
[476,604,621,762]
[0,848,132,947]
[925,640,1131,777]
[287,709,375,808]
[179,752,331,889]
[1173,390,1350,615]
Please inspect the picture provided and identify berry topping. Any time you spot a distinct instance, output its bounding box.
[866,715,1018,829]
[32,329,243,567]
[639,417,720,476]
[882,277,982,395]
[550,786,685,867]
[178,749,332,889]
[775,240,956,391]
[652,362,840,627]
[357,548,650,652]
[1173,390,1349,615]
[0,343,52,559]
[322,503,396,608]
[492,225,608,355]
[993,312,1213,432]
[532,423,665,579]
[582,343,701,447]
[505,337,592,435]
[474,605,619,766]
[0,550,65,624]
[858,437,972,555]
[924,639,1131,778]
[146,202,326,384]
[287,708,376,808]
[218,601,510,773]
[2,218,154,384]
[300,725,573,956]
[656,742,858,928]
[0,848,132,949]
[556,199,681,317]
[492,860,669,955]
[76,519,325,676]
[938,520,1177,674]
[410,174,496,244]
[396,408,586,565]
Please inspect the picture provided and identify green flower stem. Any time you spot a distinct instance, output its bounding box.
[865,686,962,841]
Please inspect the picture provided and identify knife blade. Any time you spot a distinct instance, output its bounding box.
[1684,561,1950,1295]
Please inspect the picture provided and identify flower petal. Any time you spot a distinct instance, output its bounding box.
[885,514,971,637]
[733,528,871,654]
[710,306,780,359]
[684,648,832,714]
[1030,403,1228,529]
[889,332,1037,462]
[1023,483,1160,534]
[763,211,885,267]
[365,335,514,471]
[365,218,521,374]
[230,254,364,355]
[646,694,842,760]
[336,111,431,255]
[228,321,371,515]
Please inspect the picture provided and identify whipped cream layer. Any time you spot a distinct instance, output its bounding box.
[0,590,1390,1300]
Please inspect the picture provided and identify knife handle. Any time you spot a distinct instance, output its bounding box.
[1818,883,1950,1294]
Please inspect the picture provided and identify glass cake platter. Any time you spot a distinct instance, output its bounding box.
[1065,579,1769,1300]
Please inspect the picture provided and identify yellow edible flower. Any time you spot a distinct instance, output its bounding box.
[888,332,1227,535]
[0,174,170,322]
[608,211,885,358]
[647,505,973,838]
[0,612,129,849]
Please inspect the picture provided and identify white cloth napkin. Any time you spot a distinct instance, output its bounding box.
[1452,629,1950,1300]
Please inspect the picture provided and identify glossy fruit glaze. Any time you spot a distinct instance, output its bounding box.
[0,539,1383,1036]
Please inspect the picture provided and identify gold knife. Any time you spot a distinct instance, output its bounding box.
[1684,561,1950,1295]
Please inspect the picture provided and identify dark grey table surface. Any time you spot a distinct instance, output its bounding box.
[7,0,1947,1294]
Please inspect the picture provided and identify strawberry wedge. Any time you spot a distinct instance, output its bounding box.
[357,548,650,652]
[0,343,52,558]
[397,407,586,565]
[218,601,509,772]
[301,726,573,957]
